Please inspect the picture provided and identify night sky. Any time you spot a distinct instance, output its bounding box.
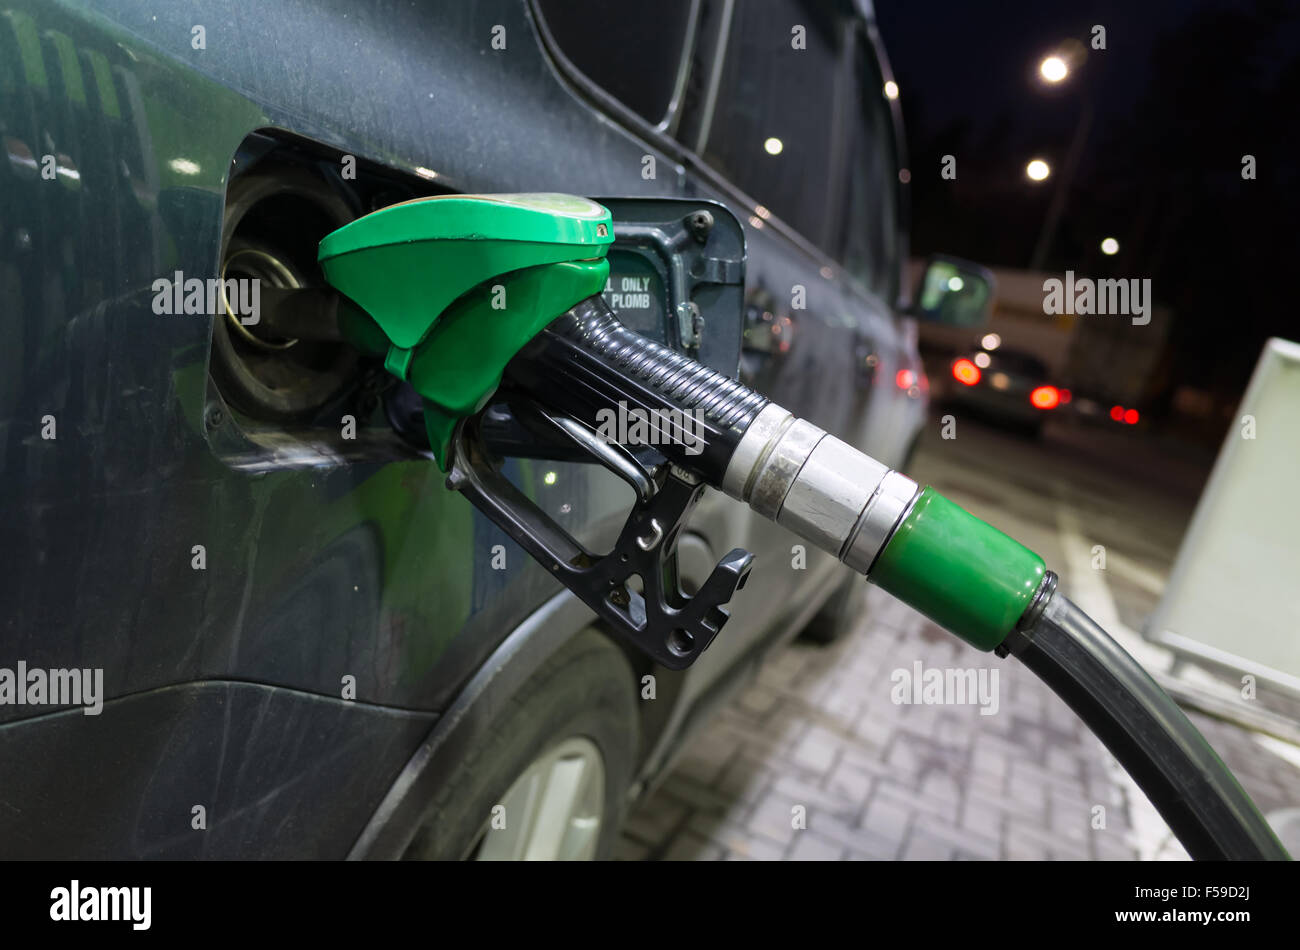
[874,0,1300,404]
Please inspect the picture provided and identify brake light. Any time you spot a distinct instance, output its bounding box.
[1110,405,1124,422]
[1124,408,1139,425]
[1030,385,1060,410]
[1059,388,1072,404]
[952,359,981,386]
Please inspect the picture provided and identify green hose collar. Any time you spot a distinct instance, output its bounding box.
[870,487,1045,651]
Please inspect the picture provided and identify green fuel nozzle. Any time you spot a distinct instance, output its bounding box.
[309,193,1285,860]
[317,193,615,466]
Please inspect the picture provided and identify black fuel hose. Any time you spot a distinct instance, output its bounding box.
[1008,592,1290,860]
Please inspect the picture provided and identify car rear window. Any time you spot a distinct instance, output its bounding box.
[535,0,695,128]
[701,0,843,252]
[838,32,898,299]
[989,350,1048,376]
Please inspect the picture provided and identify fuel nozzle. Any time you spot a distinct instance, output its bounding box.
[317,193,615,466]
[313,194,757,670]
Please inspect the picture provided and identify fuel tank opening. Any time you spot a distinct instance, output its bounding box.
[212,166,360,421]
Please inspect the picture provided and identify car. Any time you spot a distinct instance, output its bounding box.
[942,338,1068,438]
[0,0,979,859]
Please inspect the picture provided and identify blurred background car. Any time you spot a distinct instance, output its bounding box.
[942,338,1065,438]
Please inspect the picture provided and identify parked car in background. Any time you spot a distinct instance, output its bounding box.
[943,338,1067,438]
[0,0,980,859]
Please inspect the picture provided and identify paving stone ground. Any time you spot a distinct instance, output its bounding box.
[619,586,1152,860]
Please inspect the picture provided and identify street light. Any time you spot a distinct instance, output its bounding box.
[1101,237,1119,255]
[1040,55,1068,83]
[1029,42,1094,270]
[1026,159,1051,181]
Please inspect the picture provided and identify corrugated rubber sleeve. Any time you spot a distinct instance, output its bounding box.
[506,296,768,484]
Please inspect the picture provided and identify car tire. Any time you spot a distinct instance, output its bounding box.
[800,572,867,645]
[401,628,639,860]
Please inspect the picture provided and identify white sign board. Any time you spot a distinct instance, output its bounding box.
[1146,338,1300,694]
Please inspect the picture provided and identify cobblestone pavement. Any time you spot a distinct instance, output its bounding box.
[617,417,1300,860]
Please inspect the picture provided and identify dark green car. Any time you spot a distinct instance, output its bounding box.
[0,0,933,858]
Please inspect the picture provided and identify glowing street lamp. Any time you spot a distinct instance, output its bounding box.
[1039,55,1069,83]
[1029,42,1092,269]
[1026,159,1051,182]
[1100,237,1119,255]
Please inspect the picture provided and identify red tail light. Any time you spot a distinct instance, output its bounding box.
[1030,385,1060,410]
[1124,408,1139,425]
[896,368,917,389]
[1059,388,1072,404]
[952,359,981,386]
[1110,405,1125,422]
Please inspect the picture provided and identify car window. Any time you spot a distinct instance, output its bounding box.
[534,0,695,128]
[988,350,1048,376]
[701,0,843,252]
[838,34,898,300]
